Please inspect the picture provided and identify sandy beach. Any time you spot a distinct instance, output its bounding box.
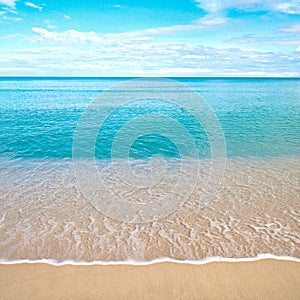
[0,259,299,299]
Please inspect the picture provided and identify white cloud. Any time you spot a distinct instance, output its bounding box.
[25,1,42,11]
[32,27,107,43]
[1,14,21,21]
[182,54,207,59]
[279,24,300,33]
[153,67,213,75]
[225,34,300,48]
[0,67,35,71]
[1,35,300,77]
[1,12,299,77]
[0,0,16,9]
[200,16,227,25]
[104,4,122,9]
[25,24,300,76]
[43,19,57,29]
[31,16,227,44]
[242,71,300,77]
[224,16,300,51]
[63,14,71,20]
[1,5,17,13]
[274,2,300,14]
[194,0,300,14]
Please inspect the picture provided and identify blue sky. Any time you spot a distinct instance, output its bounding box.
[0,0,300,76]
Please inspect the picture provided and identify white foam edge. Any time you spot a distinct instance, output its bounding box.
[0,254,299,266]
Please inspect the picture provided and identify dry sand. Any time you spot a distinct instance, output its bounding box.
[0,259,299,299]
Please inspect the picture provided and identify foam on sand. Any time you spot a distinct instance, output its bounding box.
[0,258,299,300]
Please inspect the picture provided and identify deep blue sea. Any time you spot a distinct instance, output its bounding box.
[0,77,299,159]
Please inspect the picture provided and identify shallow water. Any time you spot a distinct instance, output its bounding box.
[0,77,299,262]
[0,156,299,262]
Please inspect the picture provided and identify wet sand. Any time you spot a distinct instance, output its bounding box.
[0,259,299,299]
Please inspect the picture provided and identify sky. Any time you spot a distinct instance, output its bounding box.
[0,0,300,76]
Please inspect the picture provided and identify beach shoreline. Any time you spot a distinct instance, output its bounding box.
[1,259,299,299]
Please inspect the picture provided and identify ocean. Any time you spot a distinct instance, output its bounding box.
[0,77,299,262]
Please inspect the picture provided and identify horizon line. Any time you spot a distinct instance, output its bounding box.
[0,76,300,79]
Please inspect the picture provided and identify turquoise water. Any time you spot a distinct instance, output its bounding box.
[0,77,299,159]
[0,77,300,262]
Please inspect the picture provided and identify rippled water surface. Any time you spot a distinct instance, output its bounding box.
[0,77,299,262]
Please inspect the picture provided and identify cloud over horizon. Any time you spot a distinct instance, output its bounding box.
[0,0,299,76]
